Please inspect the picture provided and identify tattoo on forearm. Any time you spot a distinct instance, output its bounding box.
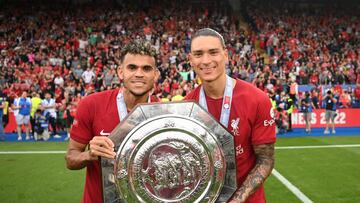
[231,143,275,202]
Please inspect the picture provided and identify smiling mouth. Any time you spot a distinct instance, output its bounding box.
[200,67,214,72]
[132,81,146,85]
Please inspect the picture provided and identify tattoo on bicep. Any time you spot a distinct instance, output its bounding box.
[254,143,275,168]
[249,143,275,187]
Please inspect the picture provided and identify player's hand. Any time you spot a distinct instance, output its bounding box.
[88,136,116,160]
[227,199,242,203]
[226,194,245,203]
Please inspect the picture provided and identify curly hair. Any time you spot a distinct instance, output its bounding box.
[120,40,158,65]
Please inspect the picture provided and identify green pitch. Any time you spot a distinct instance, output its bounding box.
[1,136,360,203]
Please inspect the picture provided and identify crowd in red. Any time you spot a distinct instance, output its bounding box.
[0,1,243,102]
[246,2,359,85]
[0,0,359,135]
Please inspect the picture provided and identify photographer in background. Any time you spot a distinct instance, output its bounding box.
[324,90,337,134]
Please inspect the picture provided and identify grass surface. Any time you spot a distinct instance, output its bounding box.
[1,136,360,203]
[0,154,84,203]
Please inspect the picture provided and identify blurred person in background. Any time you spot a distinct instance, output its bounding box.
[0,91,5,141]
[300,92,315,133]
[30,92,42,137]
[41,92,60,138]
[324,90,337,134]
[12,91,32,140]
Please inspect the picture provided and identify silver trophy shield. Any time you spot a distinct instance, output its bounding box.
[101,101,237,203]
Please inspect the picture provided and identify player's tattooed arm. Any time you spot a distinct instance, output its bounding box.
[228,143,275,203]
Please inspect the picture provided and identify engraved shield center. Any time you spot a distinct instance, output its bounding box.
[141,141,202,200]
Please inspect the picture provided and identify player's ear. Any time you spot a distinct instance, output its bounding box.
[117,65,124,80]
[224,48,229,64]
[155,68,160,81]
[188,53,194,67]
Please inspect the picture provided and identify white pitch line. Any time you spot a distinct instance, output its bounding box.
[276,144,360,149]
[0,151,66,154]
[272,169,313,203]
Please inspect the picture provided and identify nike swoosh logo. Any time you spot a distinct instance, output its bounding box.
[100,130,111,136]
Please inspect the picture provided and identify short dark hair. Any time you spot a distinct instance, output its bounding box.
[120,40,158,65]
[327,90,332,95]
[191,28,226,48]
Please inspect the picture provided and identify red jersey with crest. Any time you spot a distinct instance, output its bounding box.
[185,79,276,203]
[70,89,159,203]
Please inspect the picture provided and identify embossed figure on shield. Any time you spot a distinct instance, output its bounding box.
[101,102,237,203]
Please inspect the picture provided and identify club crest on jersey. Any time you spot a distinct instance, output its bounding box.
[270,108,275,119]
[231,118,240,136]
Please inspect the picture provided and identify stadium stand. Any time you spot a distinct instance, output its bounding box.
[0,0,359,137]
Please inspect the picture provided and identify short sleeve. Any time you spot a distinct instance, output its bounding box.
[251,94,276,145]
[70,98,94,144]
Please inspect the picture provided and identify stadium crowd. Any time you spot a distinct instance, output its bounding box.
[243,1,360,132]
[0,0,359,138]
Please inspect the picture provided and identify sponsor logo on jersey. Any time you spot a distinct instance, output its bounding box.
[100,129,111,136]
[236,145,244,156]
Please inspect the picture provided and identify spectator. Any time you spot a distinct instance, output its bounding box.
[354,84,360,106]
[12,91,32,140]
[324,90,337,134]
[300,92,315,133]
[171,89,184,101]
[30,92,42,137]
[0,93,5,141]
[41,92,60,138]
[275,105,288,134]
[289,78,299,107]
[54,74,65,87]
[285,93,294,132]
[33,109,50,141]
[339,90,351,108]
[82,67,96,85]
[311,89,320,109]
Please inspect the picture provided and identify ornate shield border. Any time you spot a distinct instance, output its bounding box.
[101,101,237,203]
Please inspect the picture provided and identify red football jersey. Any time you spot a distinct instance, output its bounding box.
[185,79,276,203]
[71,89,159,203]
